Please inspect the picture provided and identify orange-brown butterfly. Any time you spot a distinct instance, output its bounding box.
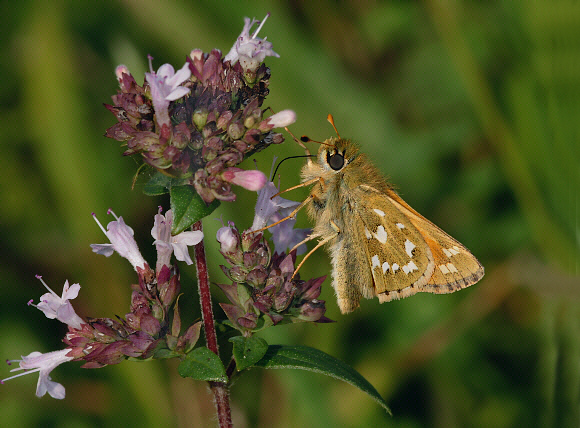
[267,115,484,314]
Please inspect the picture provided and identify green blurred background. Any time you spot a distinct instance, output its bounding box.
[1,0,578,427]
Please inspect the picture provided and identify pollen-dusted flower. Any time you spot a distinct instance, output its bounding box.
[30,276,85,330]
[151,208,203,269]
[2,349,73,399]
[91,210,148,271]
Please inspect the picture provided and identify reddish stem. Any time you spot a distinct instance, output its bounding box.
[193,221,219,353]
[192,221,232,428]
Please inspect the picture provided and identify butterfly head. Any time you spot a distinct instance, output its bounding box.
[316,137,360,174]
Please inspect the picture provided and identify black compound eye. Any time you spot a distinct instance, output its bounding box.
[327,151,345,170]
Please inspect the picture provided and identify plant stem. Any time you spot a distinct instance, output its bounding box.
[192,221,233,428]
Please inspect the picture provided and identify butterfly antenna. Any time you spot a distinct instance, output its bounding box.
[284,126,312,157]
[327,114,341,139]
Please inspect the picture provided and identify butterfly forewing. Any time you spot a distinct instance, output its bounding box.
[386,192,484,293]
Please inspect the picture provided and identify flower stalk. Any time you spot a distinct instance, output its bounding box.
[192,221,232,427]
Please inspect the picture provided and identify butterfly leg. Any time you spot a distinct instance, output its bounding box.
[270,177,322,198]
[291,232,336,280]
[251,194,315,234]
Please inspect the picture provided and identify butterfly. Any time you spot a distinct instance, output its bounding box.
[271,115,484,314]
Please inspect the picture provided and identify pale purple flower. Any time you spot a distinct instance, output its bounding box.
[151,208,203,268]
[145,56,191,128]
[29,276,85,330]
[91,209,148,271]
[2,349,73,399]
[216,221,239,253]
[224,13,280,72]
[251,163,310,255]
[268,210,310,255]
[222,167,267,191]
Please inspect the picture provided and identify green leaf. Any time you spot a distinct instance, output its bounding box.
[229,336,269,372]
[170,185,220,234]
[178,347,227,382]
[143,171,172,196]
[255,345,391,414]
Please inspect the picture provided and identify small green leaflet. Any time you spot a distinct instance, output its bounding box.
[229,336,269,372]
[178,347,227,382]
[170,185,220,234]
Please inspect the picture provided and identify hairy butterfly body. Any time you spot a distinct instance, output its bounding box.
[294,119,484,314]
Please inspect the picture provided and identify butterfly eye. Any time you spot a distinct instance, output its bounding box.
[327,151,345,171]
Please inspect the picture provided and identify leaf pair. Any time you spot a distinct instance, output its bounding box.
[178,340,390,414]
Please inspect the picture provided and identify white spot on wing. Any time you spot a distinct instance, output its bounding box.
[364,227,372,239]
[372,255,380,269]
[382,262,390,273]
[402,260,419,274]
[396,222,405,229]
[446,263,458,273]
[392,263,399,272]
[405,239,415,258]
[439,264,450,274]
[374,226,387,244]
[373,208,386,217]
[444,246,460,257]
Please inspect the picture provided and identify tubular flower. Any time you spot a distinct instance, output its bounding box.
[91,209,148,271]
[145,57,191,128]
[30,276,85,330]
[2,349,73,399]
[151,208,203,269]
[224,13,280,75]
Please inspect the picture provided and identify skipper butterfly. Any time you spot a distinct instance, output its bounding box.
[267,115,484,314]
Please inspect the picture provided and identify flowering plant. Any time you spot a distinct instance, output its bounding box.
[3,14,389,427]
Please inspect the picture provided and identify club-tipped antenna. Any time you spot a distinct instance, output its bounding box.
[284,126,311,157]
[327,114,341,139]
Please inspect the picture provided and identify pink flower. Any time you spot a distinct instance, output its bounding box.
[30,276,85,329]
[258,110,297,132]
[145,56,191,127]
[115,64,130,83]
[151,208,203,268]
[222,168,267,191]
[2,349,73,399]
[91,210,148,271]
[224,13,279,72]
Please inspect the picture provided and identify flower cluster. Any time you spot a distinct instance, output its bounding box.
[2,209,202,398]
[105,14,296,204]
[216,180,331,333]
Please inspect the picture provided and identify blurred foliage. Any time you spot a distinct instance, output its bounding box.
[1,0,578,427]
